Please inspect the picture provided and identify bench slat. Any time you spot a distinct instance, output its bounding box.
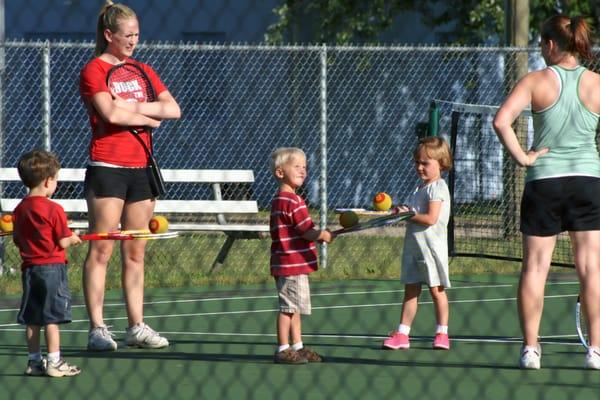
[0,199,260,214]
[170,223,270,232]
[0,168,255,183]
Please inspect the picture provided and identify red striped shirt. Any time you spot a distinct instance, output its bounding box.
[270,191,318,276]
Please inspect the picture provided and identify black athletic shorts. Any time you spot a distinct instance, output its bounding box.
[17,264,71,326]
[520,176,600,236]
[84,166,153,202]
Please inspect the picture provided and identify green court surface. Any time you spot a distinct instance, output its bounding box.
[0,273,597,399]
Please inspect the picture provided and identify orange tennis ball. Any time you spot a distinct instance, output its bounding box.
[0,214,13,232]
[149,215,169,233]
[339,211,358,228]
[373,192,392,211]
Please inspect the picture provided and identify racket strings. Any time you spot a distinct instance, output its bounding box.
[107,64,155,103]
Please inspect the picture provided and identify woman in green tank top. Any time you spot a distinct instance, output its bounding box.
[494,14,600,370]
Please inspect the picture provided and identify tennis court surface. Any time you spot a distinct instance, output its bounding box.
[0,272,597,399]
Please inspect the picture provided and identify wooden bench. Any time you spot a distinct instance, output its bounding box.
[0,168,270,272]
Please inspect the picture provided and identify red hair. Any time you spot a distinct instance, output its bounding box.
[541,15,592,61]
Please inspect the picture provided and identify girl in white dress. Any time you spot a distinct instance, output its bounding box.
[383,137,453,351]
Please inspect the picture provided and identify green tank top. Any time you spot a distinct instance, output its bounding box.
[527,65,600,182]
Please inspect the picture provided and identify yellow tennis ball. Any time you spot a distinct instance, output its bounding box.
[0,214,13,232]
[339,211,358,228]
[149,215,169,233]
[373,192,392,211]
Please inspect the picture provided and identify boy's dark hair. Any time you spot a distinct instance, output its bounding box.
[17,149,61,188]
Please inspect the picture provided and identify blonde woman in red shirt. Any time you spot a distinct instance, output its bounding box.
[79,1,181,351]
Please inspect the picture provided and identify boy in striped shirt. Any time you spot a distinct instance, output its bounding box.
[270,147,334,364]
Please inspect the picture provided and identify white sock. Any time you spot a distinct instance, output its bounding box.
[291,342,303,351]
[277,344,290,353]
[398,324,411,335]
[436,325,448,334]
[47,351,60,363]
[28,352,42,362]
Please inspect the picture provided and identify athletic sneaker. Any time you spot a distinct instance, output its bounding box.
[585,346,600,370]
[383,332,410,350]
[433,333,450,350]
[519,344,541,370]
[24,359,46,376]
[274,348,308,364]
[45,359,81,378]
[125,322,169,349]
[87,325,118,351]
[297,347,323,362]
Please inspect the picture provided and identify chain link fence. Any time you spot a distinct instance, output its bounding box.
[0,42,595,398]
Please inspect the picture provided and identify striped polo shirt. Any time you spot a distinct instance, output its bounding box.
[269,191,318,276]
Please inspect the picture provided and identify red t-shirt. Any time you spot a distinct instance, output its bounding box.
[79,57,167,167]
[12,196,73,269]
[270,191,318,276]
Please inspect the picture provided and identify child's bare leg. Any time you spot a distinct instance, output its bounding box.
[25,325,41,354]
[400,283,422,326]
[290,313,301,345]
[277,312,293,346]
[44,324,60,354]
[429,286,449,326]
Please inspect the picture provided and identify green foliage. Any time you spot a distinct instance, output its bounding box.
[265,0,414,44]
[265,0,600,45]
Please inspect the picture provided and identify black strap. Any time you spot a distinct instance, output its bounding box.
[129,129,153,165]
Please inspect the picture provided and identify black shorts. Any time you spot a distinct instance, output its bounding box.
[84,166,154,202]
[520,176,600,236]
[17,264,71,326]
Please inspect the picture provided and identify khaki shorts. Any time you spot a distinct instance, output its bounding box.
[275,274,311,315]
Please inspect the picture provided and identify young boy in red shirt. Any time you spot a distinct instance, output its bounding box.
[270,147,334,364]
[14,149,82,377]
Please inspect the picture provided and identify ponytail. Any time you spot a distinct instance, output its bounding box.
[570,16,593,61]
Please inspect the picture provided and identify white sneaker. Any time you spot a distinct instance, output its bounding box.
[519,344,541,369]
[585,346,600,370]
[46,359,81,378]
[125,322,169,349]
[88,325,118,351]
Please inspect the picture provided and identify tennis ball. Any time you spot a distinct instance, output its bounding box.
[0,214,13,232]
[339,211,358,228]
[149,215,169,233]
[373,192,392,211]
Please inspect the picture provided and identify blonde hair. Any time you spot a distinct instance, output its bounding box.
[270,147,306,176]
[414,136,453,171]
[94,1,137,57]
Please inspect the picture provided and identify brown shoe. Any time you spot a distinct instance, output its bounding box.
[297,347,323,362]
[274,348,308,364]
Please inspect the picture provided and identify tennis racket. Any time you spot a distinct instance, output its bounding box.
[332,211,414,235]
[335,208,396,216]
[576,295,589,349]
[81,230,179,241]
[106,62,165,197]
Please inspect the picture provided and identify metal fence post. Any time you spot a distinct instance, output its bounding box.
[42,40,51,151]
[319,44,328,268]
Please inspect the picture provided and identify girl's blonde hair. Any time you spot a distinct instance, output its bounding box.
[414,136,453,171]
[94,1,137,57]
[270,147,306,176]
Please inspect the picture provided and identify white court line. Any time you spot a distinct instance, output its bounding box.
[0,282,516,313]
[0,328,582,346]
[1,280,577,313]
[0,292,579,328]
